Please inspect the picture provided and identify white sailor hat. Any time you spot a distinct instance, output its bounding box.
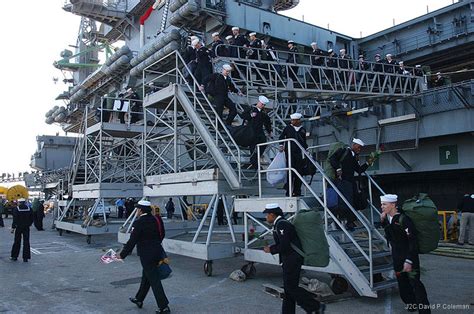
[249,32,257,37]
[17,198,26,202]
[212,32,220,37]
[415,65,421,68]
[137,199,152,212]
[258,95,269,104]
[191,39,200,47]
[375,53,381,57]
[225,35,233,40]
[436,72,441,75]
[399,61,404,65]
[190,35,198,40]
[339,48,346,52]
[232,26,239,31]
[263,203,283,214]
[352,138,365,146]
[386,53,392,57]
[380,194,398,203]
[311,42,317,46]
[290,113,302,120]
[288,40,295,44]
[328,49,333,53]
[138,200,151,207]
[222,64,233,71]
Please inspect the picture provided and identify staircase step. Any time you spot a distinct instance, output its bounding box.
[327,226,368,236]
[351,251,391,263]
[339,238,385,249]
[372,278,398,291]
[360,263,393,275]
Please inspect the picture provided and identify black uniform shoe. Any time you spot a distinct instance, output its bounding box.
[129,297,143,309]
[23,259,28,262]
[157,306,171,313]
[345,222,355,232]
[10,257,17,261]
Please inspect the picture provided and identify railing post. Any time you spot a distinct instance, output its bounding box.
[323,177,328,232]
[257,145,262,197]
[368,176,374,226]
[288,140,292,196]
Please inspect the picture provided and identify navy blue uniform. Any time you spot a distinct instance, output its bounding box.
[241,106,272,168]
[279,124,307,196]
[120,213,169,309]
[329,147,369,211]
[270,216,321,314]
[204,73,238,125]
[11,204,34,261]
[383,213,430,313]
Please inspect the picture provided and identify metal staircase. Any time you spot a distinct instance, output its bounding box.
[234,138,395,297]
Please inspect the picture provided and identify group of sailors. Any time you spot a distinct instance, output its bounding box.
[183,26,426,87]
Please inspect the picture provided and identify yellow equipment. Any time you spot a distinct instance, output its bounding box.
[0,186,7,196]
[6,185,29,202]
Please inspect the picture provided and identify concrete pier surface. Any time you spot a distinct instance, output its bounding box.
[0,215,472,313]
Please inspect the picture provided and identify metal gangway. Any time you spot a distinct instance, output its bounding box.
[213,44,424,101]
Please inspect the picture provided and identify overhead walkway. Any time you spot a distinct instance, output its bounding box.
[213,44,425,101]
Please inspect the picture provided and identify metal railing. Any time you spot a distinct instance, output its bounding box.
[216,44,422,75]
[257,138,379,288]
[213,44,425,93]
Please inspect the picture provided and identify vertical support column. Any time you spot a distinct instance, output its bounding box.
[206,195,219,247]
[173,90,178,172]
[192,194,216,243]
[222,195,236,243]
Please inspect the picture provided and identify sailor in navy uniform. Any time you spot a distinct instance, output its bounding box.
[210,32,228,58]
[118,200,170,313]
[286,40,299,81]
[193,39,213,85]
[232,26,249,56]
[240,95,272,169]
[380,194,431,313]
[10,198,34,262]
[247,32,261,60]
[329,138,370,222]
[263,203,324,314]
[279,113,307,196]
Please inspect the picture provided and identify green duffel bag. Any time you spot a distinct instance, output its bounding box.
[322,142,349,181]
[401,193,440,254]
[292,209,330,267]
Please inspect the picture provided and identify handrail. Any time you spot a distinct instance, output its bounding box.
[212,47,422,97]
[142,50,242,184]
[257,137,376,288]
[215,44,423,76]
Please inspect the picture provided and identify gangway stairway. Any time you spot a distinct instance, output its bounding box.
[135,50,402,295]
[234,139,396,298]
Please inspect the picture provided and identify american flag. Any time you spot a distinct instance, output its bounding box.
[100,249,121,264]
